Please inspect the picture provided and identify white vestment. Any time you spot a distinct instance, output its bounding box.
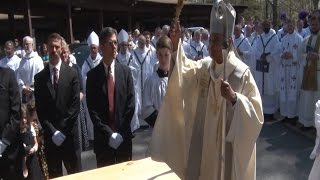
[0,55,20,71]
[233,34,254,69]
[16,51,44,89]
[298,33,320,127]
[279,32,303,118]
[141,71,168,119]
[309,100,320,180]
[252,30,281,114]
[185,41,209,60]
[131,47,156,125]
[150,42,263,180]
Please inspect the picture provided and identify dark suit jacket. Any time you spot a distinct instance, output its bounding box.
[0,67,21,156]
[86,62,135,153]
[34,62,80,138]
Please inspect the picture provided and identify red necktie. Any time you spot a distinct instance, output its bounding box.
[107,66,116,131]
[53,67,58,90]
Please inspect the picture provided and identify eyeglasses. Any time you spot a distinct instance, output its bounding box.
[105,40,118,46]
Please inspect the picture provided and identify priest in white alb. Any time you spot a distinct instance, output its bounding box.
[278,19,303,121]
[252,20,281,117]
[150,1,263,180]
[185,29,209,61]
[131,35,157,126]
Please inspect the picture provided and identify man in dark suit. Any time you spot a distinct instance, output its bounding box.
[34,33,80,178]
[86,27,135,168]
[0,67,22,180]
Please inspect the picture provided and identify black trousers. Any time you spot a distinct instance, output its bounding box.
[95,139,132,168]
[44,135,81,179]
[0,143,23,180]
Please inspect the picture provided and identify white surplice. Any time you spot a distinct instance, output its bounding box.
[141,71,168,120]
[116,50,133,66]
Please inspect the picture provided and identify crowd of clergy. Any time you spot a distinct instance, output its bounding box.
[2,8,320,179]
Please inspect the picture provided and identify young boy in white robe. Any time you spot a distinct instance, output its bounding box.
[308,100,320,180]
[142,36,171,127]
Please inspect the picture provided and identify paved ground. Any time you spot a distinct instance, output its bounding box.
[257,120,315,180]
[72,121,316,179]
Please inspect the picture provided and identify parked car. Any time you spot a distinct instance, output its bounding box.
[69,42,89,68]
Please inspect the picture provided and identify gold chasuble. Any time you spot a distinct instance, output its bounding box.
[301,35,320,90]
[150,42,264,180]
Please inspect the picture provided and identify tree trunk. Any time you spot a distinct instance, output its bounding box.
[313,0,319,9]
[272,0,278,30]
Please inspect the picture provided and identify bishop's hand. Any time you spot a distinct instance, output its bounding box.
[169,20,181,52]
[220,79,237,105]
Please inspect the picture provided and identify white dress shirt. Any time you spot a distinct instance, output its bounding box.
[49,60,62,85]
[103,60,115,82]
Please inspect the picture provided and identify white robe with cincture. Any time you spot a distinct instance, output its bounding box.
[233,34,253,69]
[150,42,263,180]
[0,55,20,71]
[141,71,168,120]
[185,41,209,60]
[131,47,156,126]
[252,30,281,114]
[279,32,303,118]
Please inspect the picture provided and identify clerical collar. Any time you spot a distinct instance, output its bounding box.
[157,68,168,78]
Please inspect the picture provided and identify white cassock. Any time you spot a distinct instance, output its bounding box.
[150,42,263,180]
[309,100,320,180]
[16,51,44,90]
[0,55,20,71]
[298,32,320,127]
[252,30,281,114]
[279,31,303,118]
[141,70,168,120]
[147,45,157,65]
[233,34,254,69]
[246,35,255,46]
[185,40,209,60]
[131,47,156,126]
[116,50,133,66]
